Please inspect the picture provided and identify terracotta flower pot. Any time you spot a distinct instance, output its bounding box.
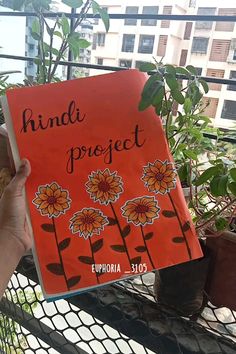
[205,231,236,311]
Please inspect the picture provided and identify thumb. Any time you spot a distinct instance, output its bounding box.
[8,159,31,194]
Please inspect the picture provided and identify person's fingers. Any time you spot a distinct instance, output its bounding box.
[7,159,31,194]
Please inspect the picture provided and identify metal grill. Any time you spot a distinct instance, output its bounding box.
[0,256,235,354]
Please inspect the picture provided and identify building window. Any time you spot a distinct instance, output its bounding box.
[27,61,34,67]
[161,6,172,28]
[138,35,155,54]
[221,100,236,120]
[157,35,168,57]
[202,98,218,118]
[227,71,236,91]
[179,49,188,66]
[141,6,158,26]
[196,67,202,76]
[28,44,34,51]
[206,69,224,91]
[119,59,132,68]
[124,6,139,26]
[209,39,230,61]
[135,61,146,69]
[184,22,193,40]
[233,50,236,60]
[97,33,105,46]
[215,8,236,32]
[93,17,99,25]
[191,37,209,54]
[189,0,196,7]
[97,58,103,65]
[122,34,135,52]
[92,34,97,49]
[195,8,216,30]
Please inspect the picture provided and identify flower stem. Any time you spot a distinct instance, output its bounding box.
[52,217,69,290]
[140,225,155,269]
[88,236,100,284]
[168,193,192,260]
[109,202,132,269]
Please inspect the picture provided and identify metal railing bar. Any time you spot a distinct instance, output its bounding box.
[0,11,236,22]
[2,53,236,86]
[0,297,88,354]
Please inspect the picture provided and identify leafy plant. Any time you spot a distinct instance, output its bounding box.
[138,61,236,235]
[139,61,214,184]
[12,0,110,83]
[0,289,42,353]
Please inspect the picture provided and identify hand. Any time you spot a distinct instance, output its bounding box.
[0,159,32,253]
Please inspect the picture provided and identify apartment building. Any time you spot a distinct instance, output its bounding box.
[91,0,236,127]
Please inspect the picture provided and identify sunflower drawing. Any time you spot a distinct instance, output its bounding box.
[32,182,71,218]
[142,160,177,195]
[70,208,108,239]
[86,169,123,205]
[121,196,160,226]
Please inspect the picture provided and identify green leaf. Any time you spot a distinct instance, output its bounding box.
[152,86,165,106]
[183,98,192,114]
[215,217,228,231]
[142,73,162,97]
[138,97,152,111]
[62,0,83,8]
[92,0,100,13]
[210,175,228,197]
[51,47,59,56]
[54,31,63,39]
[166,74,179,90]
[199,79,209,94]
[198,115,211,124]
[228,182,236,196]
[78,39,91,48]
[230,168,236,182]
[195,165,222,186]
[175,67,190,77]
[92,1,110,32]
[31,19,40,41]
[165,65,176,76]
[61,14,70,36]
[183,149,197,160]
[171,89,185,104]
[139,62,156,72]
[99,7,110,32]
[186,65,197,76]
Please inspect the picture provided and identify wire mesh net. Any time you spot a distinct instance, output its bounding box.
[0,256,236,354]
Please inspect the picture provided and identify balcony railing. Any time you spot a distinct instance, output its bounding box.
[0,8,236,354]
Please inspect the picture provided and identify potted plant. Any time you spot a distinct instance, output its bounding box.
[138,61,236,315]
[192,140,236,311]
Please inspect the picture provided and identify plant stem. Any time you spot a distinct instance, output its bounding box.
[52,217,68,290]
[168,193,192,259]
[88,236,100,284]
[38,12,47,83]
[140,225,155,269]
[109,202,132,269]
[196,198,236,230]
[49,0,91,82]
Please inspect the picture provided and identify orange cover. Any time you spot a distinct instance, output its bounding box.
[2,70,202,300]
